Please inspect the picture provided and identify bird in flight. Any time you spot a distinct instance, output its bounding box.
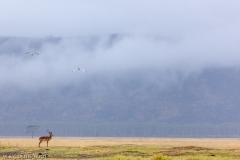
[25,52,39,56]
[72,68,86,72]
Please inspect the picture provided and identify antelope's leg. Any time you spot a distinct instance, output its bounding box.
[39,140,42,147]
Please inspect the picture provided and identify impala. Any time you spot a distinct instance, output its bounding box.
[39,130,54,147]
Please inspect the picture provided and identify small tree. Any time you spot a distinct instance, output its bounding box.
[26,125,39,138]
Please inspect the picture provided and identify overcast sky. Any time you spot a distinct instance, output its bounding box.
[1,0,240,90]
[1,1,240,37]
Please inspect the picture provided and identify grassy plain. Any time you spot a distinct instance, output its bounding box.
[1,137,240,159]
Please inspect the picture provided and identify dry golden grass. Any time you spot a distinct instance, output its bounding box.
[1,137,240,149]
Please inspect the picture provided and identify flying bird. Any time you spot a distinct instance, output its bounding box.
[25,52,39,56]
[72,68,86,72]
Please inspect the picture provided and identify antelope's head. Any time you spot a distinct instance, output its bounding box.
[47,130,54,136]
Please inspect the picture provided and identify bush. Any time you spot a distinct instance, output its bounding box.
[152,155,172,160]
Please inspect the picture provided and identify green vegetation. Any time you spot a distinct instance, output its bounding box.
[1,144,240,160]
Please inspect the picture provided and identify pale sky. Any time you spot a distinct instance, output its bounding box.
[1,0,239,37]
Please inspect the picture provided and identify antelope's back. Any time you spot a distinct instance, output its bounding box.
[39,136,49,140]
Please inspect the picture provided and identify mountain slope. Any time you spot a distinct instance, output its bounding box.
[1,67,240,124]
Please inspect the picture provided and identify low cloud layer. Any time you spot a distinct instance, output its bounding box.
[0,34,240,91]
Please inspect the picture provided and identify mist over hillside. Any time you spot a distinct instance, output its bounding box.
[1,36,240,125]
[1,67,240,124]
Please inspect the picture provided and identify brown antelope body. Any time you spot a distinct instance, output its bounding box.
[39,130,54,147]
